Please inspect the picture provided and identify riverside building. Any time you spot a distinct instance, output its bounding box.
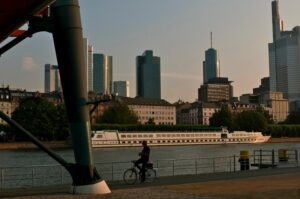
[0,87,12,124]
[117,97,175,125]
[176,101,220,125]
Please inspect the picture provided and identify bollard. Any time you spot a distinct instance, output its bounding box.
[239,150,250,170]
[278,149,288,162]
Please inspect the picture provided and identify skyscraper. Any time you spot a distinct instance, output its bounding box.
[203,32,220,83]
[114,81,130,97]
[83,38,93,92]
[136,50,161,99]
[44,64,61,93]
[93,54,113,94]
[269,0,300,111]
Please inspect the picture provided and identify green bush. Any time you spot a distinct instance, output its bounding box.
[266,125,300,137]
[0,124,10,132]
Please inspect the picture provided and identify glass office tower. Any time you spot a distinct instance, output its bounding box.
[136,50,161,99]
[93,54,113,95]
[203,48,220,84]
[269,0,300,111]
[44,64,61,93]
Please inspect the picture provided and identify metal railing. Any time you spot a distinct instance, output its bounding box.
[252,149,298,168]
[0,148,299,190]
[0,164,72,190]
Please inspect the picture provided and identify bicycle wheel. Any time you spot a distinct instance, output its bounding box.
[145,168,156,183]
[123,168,138,185]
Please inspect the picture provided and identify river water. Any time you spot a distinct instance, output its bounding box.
[1,142,300,168]
[1,142,300,189]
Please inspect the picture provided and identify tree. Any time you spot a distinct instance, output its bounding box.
[145,118,155,125]
[210,106,234,131]
[11,97,69,141]
[256,107,274,124]
[97,103,138,124]
[0,124,10,141]
[53,104,70,140]
[235,110,267,132]
[284,111,300,124]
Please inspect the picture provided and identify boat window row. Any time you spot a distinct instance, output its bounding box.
[119,139,218,144]
[234,134,250,137]
[233,133,259,137]
[93,141,119,145]
[119,139,220,144]
[120,134,154,138]
[118,133,220,138]
[156,133,217,138]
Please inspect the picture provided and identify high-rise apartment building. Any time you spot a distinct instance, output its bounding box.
[203,33,220,83]
[113,81,130,97]
[44,64,61,93]
[136,50,161,99]
[269,0,300,111]
[93,54,113,95]
[83,38,93,92]
[198,77,233,103]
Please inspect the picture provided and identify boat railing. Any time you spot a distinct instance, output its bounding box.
[0,149,299,190]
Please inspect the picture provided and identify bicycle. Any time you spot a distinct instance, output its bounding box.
[123,160,157,185]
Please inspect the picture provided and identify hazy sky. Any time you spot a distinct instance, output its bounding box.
[1,0,300,103]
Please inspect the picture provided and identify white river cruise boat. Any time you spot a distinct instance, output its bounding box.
[91,128,271,148]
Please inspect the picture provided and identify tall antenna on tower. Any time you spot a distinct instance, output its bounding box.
[210,32,213,48]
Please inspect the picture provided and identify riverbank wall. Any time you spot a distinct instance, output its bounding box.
[0,141,71,150]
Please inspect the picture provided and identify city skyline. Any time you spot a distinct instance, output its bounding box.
[1,0,300,103]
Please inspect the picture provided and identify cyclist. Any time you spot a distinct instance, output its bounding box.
[134,140,150,182]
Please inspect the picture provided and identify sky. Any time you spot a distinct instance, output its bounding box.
[1,0,300,103]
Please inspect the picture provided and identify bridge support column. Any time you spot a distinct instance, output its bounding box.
[51,0,110,194]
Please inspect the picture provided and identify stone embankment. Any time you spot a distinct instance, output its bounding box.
[0,141,71,150]
[268,137,300,143]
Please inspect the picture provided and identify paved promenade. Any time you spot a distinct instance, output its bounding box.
[1,167,300,199]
